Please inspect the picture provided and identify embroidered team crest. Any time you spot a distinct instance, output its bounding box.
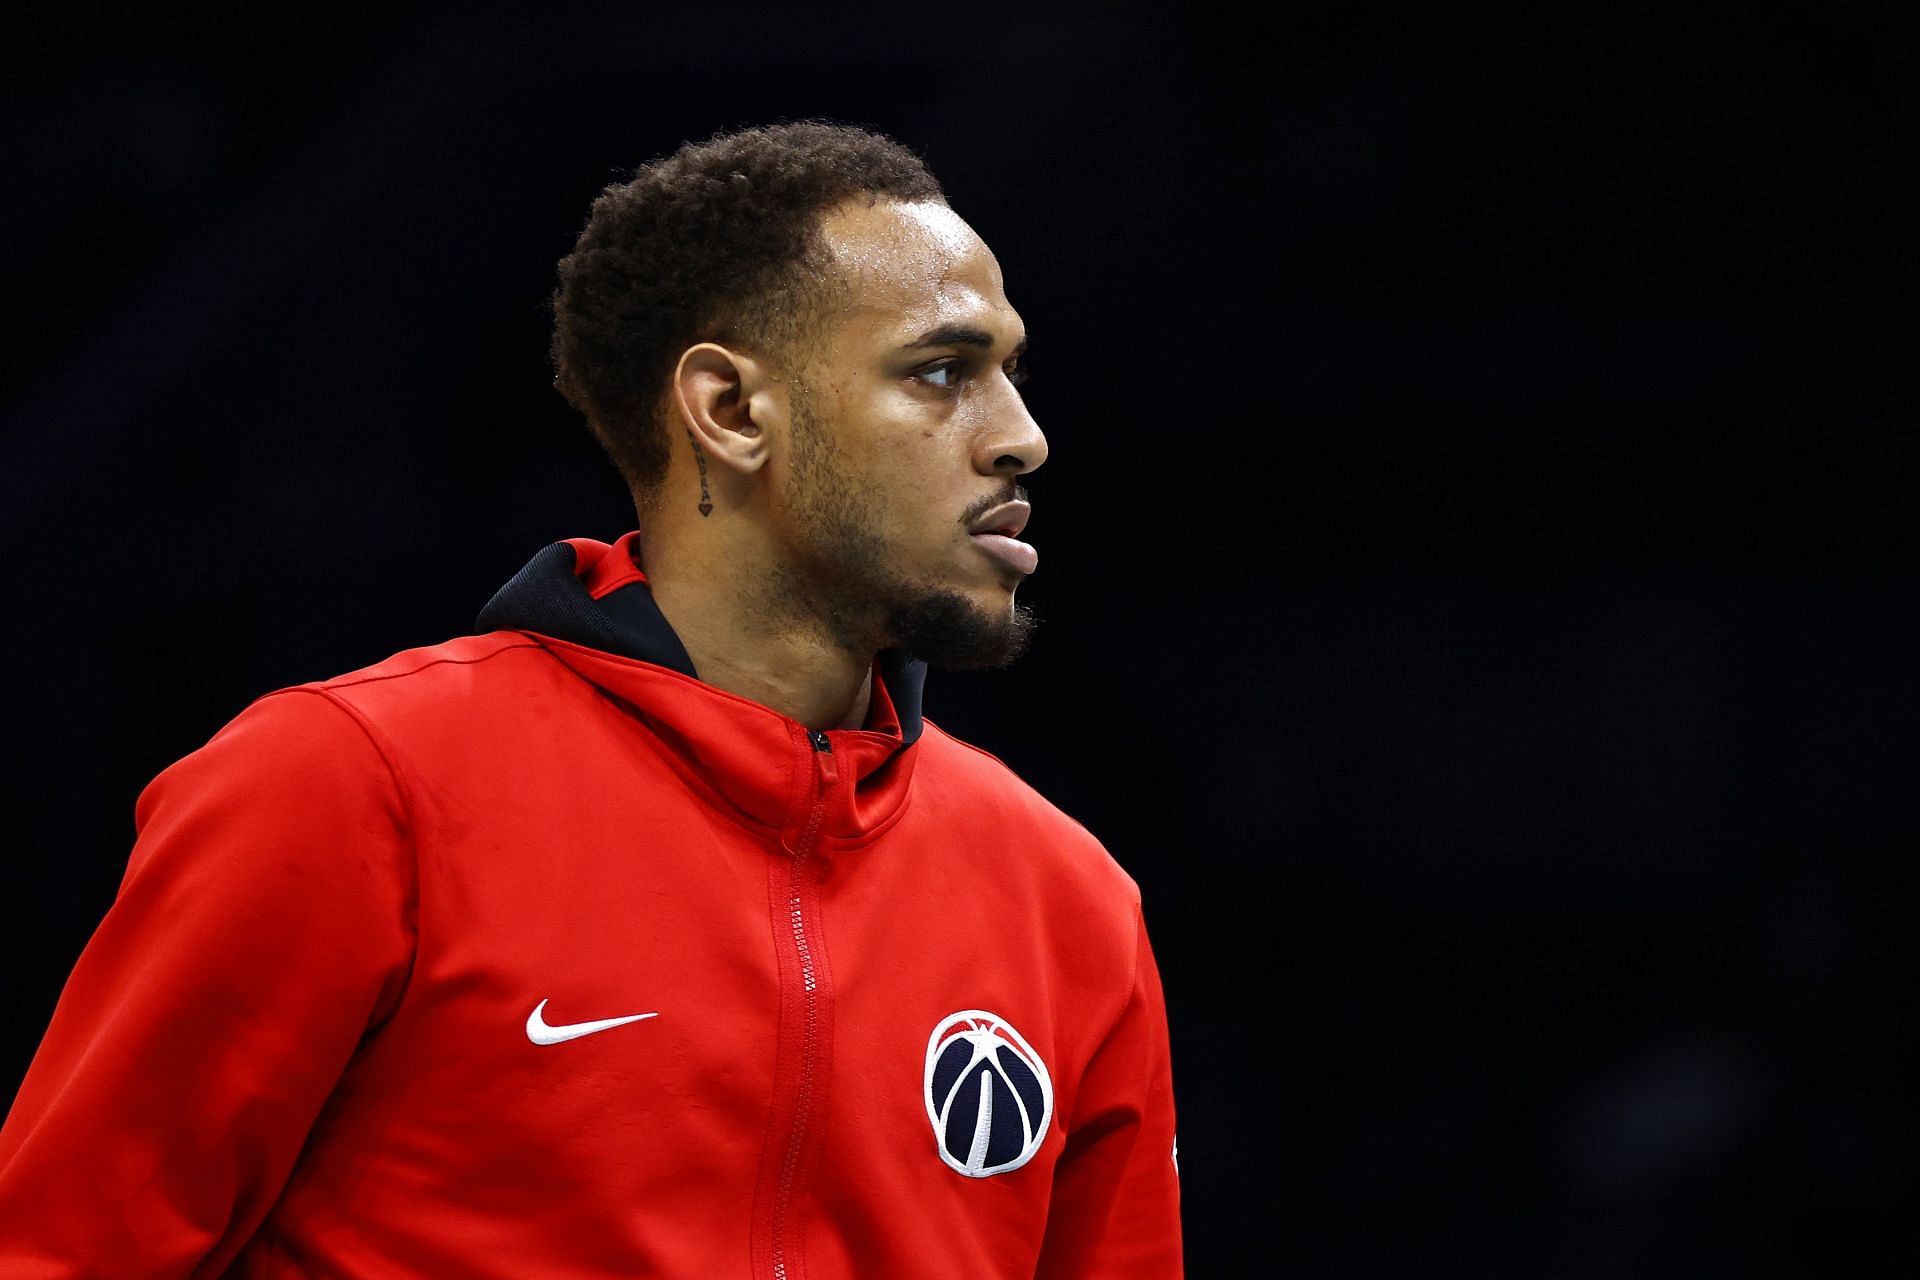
[924,1010,1053,1178]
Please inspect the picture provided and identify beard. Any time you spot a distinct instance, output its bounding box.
[774,397,1035,671]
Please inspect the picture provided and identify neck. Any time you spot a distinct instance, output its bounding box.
[640,530,876,733]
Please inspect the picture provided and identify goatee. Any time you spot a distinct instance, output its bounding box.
[887,591,1036,671]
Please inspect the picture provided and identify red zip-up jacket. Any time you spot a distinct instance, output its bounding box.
[0,533,1182,1278]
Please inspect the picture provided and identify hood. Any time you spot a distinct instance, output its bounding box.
[475,532,928,842]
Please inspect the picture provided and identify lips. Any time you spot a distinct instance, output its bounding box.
[967,499,1037,575]
[967,499,1030,539]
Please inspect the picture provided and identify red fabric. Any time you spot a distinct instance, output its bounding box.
[578,528,650,598]
[0,536,1182,1278]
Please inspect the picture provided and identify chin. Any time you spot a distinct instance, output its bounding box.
[967,578,1023,611]
[886,588,1036,671]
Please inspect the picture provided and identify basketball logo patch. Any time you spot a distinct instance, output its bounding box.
[924,1009,1053,1178]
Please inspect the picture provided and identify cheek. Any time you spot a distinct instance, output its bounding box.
[895,428,975,514]
[827,390,975,539]
[867,459,949,535]
[855,409,967,489]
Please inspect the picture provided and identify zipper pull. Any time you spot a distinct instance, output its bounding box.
[809,726,840,790]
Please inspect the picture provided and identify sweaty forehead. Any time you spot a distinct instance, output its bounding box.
[816,199,1016,341]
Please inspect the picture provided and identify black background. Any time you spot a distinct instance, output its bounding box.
[3,3,1911,1274]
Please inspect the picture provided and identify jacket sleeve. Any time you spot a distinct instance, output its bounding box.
[1035,904,1184,1279]
[0,688,417,1278]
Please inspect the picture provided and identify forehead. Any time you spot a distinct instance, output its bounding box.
[815,199,1019,346]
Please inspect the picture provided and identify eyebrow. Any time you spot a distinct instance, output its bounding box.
[902,324,1028,357]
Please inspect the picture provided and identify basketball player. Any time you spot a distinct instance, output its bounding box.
[0,123,1182,1277]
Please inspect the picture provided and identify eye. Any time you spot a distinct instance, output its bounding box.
[916,360,963,390]
[912,354,1028,391]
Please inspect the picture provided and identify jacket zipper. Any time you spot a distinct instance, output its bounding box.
[770,729,835,1280]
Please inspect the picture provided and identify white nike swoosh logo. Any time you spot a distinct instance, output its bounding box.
[525,998,659,1045]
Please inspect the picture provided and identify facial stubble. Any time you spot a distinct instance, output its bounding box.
[775,394,1035,671]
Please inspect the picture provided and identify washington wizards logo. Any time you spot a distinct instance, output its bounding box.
[924,1010,1054,1178]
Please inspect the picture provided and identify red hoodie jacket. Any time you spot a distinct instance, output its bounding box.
[0,533,1182,1278]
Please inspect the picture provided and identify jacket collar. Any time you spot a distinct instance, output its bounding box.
[477,532,925,841]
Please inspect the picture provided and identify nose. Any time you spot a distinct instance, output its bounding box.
[972,382,1048,479]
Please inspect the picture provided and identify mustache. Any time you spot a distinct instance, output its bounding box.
[958,483,1029,528]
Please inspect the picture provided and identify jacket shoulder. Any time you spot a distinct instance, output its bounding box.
[221,631,564,768]
[308,630,549,694]
[283,629,559,715]
[916,718,1142,909]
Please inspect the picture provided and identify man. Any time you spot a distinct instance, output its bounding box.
[0,122,1181,1277]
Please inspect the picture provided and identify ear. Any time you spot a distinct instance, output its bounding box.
[669,342,779,480]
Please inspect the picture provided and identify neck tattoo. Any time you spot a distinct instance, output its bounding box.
[685,429,713,517]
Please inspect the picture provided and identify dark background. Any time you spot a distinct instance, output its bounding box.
[4,2,1910,1274]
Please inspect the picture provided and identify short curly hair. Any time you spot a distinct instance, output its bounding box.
[551,122,946,501]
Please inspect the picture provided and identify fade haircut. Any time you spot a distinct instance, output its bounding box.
[551,122,946,502]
